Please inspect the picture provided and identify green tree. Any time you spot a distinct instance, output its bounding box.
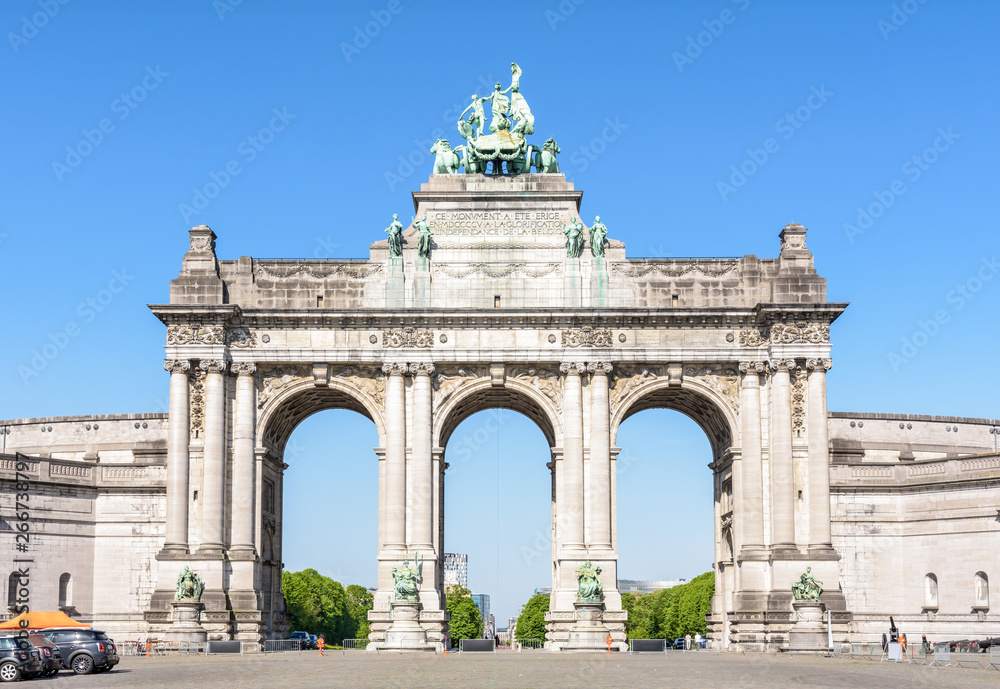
[446,586,484,644]
[654,572,714,640]
[514,593,549,641]
[622,591,658,640]
[345,584,374,640]
[281,569,349,643]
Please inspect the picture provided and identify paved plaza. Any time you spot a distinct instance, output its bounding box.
[57,652,999,688]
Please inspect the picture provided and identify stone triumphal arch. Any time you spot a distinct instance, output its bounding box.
[139,65,855,649]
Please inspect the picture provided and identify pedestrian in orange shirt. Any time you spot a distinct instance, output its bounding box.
[317,635,325,657]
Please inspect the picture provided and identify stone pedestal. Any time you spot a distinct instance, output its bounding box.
[165,600,208,643]
[376,600,438,652]
[787,601,827,653]
[560,601,616,652]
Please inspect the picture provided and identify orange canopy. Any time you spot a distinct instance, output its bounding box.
[0,611,89,629]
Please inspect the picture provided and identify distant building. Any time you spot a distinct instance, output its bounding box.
[470,593,490,634]
[533,587,552,596]
[443,553,468,590]
[617,579,688,594]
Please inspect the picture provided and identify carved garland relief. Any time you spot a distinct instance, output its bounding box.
[188,368,206,436]
[561,327,613,347]
[383,328,434,348]
[167,325,224,346]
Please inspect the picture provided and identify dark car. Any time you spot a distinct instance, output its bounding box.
[45,627,119,675]
[0,635,44,683]
[28,632,64,677]
[672,638,685,650]
[308,634,318,650]
[290,631,311,650]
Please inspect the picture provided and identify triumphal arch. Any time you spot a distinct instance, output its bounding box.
[141,64,851,650]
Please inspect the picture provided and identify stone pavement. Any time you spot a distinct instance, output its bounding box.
[57,651,999,688]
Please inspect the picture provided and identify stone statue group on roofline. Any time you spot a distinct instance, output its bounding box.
[430,62,562,176]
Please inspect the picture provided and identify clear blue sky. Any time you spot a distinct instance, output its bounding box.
[3,1,998,623]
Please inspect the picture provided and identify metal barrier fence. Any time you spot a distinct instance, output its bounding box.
[263,640,305,653]
[512,638,544,651]
[342,639,371,652]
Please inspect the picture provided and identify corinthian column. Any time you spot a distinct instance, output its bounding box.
[163,359,191,552]
[409,363,435,552]
[769,359,796,550]
[738,361,765,552]
[560,362,586,550]
[199,359,228,555]
[588,362,613,549]
[806,358,833,550]
[231,362,257,553]
[383,363,407,550]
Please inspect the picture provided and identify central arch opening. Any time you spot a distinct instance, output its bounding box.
[443,409,551,637]
[435,379,561,640]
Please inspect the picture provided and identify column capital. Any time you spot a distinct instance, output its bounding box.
[164,359,191,374]
[382,362,408,376]
[587,362,613,375]
[560,362,587,375]
[199,359,227,373]
[230,362,257,376]
[806,358,832,371]
[769,358,797,372]
[408,362,436,376]
[739,361,766,375]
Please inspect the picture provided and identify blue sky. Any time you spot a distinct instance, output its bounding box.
[3,1,998,623]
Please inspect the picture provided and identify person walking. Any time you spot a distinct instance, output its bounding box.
[317,635,325,657]
[685,634,691,651]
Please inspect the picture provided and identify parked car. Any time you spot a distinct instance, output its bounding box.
[45,628,119,674]
[309,634,318,649]
[0,635,44,683]
[672,638,685,650]
[290,631,311,649]
[27,632,63,677]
